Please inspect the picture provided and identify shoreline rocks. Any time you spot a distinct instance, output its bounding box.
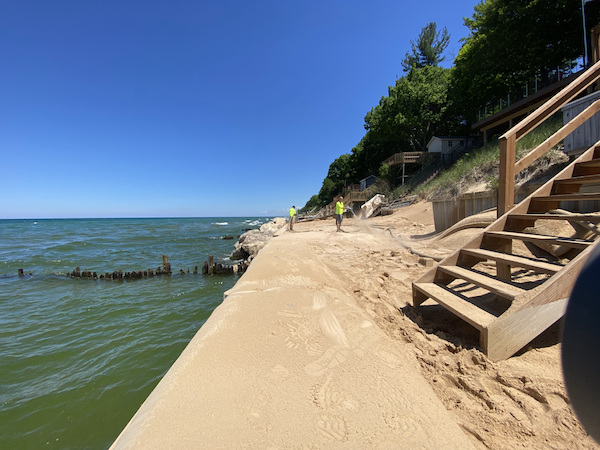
[230,217,286,262]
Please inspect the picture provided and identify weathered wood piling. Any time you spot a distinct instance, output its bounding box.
[63,254,247,281]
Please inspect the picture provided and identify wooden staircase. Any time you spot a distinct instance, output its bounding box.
[412,59,600,361]
[413,145,600,360]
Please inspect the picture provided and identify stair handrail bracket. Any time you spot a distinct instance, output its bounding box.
[498,59,600,217]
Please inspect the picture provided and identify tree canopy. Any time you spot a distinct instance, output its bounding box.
[451,0,600,121]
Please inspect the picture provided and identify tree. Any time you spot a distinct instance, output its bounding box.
[391,66,452,151]
[317,177,337,205]
[316,153,357,204]
[402,22,450,72]
[450,0,600,123]
[301,195,321,213]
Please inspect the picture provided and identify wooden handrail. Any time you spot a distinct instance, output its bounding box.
[514,99,600,173]
[498,59,600,217]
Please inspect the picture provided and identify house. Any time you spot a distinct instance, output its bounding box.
[359,175,378,191]
[562,90,600,156]
[426,136,474,155]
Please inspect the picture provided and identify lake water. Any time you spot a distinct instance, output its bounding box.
[0,217,268,449]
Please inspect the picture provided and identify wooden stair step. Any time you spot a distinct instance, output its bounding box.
[485,230,594,249]
[413,282,496,331]
[575,159,600,168]
[438,265,526,299]
[531,192,600,202]
[461,248,563,274]
[507,213,600,223]
[554,174,600,185]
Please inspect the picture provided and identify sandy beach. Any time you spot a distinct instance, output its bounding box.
[111,203,598,449]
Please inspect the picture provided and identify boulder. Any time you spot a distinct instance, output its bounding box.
[230,218,286,261]
[259,217,287,234]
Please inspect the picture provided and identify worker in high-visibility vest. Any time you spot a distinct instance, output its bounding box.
[335,196,344,232]
[289,205,296,231]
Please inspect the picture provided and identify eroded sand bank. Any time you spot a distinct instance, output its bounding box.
[112,203,598,449]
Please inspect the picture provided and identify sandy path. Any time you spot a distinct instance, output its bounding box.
[111,212,474,448]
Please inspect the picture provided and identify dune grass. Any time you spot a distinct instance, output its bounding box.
[414,115,564,199]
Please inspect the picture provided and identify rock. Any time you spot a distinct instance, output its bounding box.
[259,217,287,234]
[230,218,286,261]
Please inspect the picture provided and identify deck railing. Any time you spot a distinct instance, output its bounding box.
[383,152,426,166]
[498,59,600,217]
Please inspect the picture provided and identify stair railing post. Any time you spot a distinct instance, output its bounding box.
[498,135,516,218]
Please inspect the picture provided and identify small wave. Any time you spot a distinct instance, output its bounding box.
[213,222,228,226]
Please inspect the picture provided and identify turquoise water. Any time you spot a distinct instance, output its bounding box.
[0,217,267,449]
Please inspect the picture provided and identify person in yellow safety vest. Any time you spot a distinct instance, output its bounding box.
[289,205,296,231]
[335,196,344,232]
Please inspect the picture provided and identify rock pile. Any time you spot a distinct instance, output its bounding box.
[230,217,286,262]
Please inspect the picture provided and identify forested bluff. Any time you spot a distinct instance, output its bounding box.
[302,0,600,212]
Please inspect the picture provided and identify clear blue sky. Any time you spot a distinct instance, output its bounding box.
[1,0,480,219]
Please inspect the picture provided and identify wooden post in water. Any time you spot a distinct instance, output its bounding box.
[162,255,171,274]
[208,256,214,275]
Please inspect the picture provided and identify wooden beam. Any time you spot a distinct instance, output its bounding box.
[515,99,600,174]
[498,134,516,217]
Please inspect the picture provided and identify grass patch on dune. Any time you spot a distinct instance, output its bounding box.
[414,115,565,200]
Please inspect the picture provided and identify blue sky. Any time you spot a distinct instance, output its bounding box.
[1,0,480,218]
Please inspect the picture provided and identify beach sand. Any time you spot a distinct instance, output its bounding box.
[111,202,598,449]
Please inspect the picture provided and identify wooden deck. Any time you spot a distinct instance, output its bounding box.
[383,152,426,166]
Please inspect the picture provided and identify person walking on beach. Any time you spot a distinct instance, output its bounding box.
[289,205,296,231]
[335,196,344,232]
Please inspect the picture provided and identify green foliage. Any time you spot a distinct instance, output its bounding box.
[378,163,392,183]
[300,195,322,213]
[414,116,563,199]
[317,177,337,205]
[402,22,450,72]
[391,184,411,199]
[450,0,600,122]
[356,65,456,179]
[392,66,452,151]
[316,153,357,205]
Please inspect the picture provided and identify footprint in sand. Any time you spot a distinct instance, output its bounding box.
[281,316,323,356]
[305,345,349,377]
[316,414,347,441]
[312,373,358,411]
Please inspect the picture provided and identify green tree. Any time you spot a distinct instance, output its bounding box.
[378,163,393,184]
[301,195,322,213]
[317,177,337,205]
[451,0,600,122]
[392,66,452,151]
[402,22,450,72]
